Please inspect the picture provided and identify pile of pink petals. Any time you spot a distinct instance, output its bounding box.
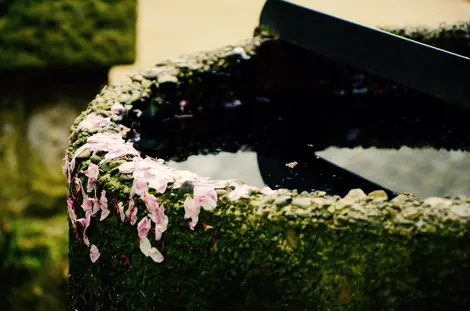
[64,110,279,263]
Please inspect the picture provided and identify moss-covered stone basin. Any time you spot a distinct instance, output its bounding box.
[66,27,470,311]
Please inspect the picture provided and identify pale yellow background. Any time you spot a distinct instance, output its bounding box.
[110,0,470,83]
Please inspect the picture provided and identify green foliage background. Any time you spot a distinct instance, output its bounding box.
[0,0,137,69]
[0,1,137,310]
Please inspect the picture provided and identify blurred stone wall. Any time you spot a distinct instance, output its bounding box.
[0,1,136,310]
[0,69,110,311]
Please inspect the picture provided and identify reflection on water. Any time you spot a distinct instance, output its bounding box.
[166,147,470,199]
[167,151,265,187]
[127,38,470,200]
[319,147,470,198]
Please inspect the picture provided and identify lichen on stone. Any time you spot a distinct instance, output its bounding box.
[381,21,470,57]
[66,31,470,310]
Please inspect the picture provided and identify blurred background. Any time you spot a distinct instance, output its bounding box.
[0,0,469,310]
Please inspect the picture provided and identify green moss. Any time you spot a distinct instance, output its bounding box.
[68,179,470,310]
[66,32,470,310]
[0,0,137,69]
[381,22,470,57]
[1,216,68,311]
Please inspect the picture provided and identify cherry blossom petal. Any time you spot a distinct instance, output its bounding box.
[90,244,101,263]
[137,216,151,241]
[154,215,169,241]
[67,131,294,264]
[99,190,108,210]
[77,210,92,246]
[118,124,130,133]
[126,198,138,225]
[117,202,125,222]
[92,200,100,216]
[100,209,110,221]
[83,235,90,247]
[118,158,141,174]
[66,198,77,229]
[148,177,170,193]
[139,237,164,263]
[130,178,148,198]
[194,185,218,211]
[260,186,278,195]
[143,192,159,213]
[110,103,126,115]
[70,144,87,172]
[228,184,258,201]
[184,197,200,230]
[84,163,99,193]
[148,203,168,240]
[77,113,111,131]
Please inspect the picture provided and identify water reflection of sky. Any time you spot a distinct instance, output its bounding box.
[168,148,470,199]
[168,151,266,188]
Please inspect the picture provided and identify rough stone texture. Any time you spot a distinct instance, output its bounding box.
[382,22,470,57]
[66,30,470,310]
[0,0,137,69]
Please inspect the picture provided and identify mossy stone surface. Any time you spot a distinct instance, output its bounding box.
[0,0,137,69]
[66,27,470,310]
[382,21,470,57]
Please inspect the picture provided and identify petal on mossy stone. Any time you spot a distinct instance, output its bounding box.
[89,244,100,263]
[139,237,164,263]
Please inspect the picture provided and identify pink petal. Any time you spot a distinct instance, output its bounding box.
[90,244,101,263]
[260,186,278,195]
[148,176,170,193]
[130,178,148,198]
[110,103,125,115]
[126,199,138,225]
[83,235,90,247]
[92,200,100,216]
[77,113,110,131]
[81,197,94,212]
[154,215,168,241]
[184,197,200,230]
[99,190,108,210]
[66,198,77,223]
[139,236,151,255]
[70,145,87,172]
[139,237,164,263]
[84,163,99,193]
[148,247,164,263]
[228,184,257,201]
[143,192,159,213]
[137,216,151,241]
[118,160,140,174]
[117,202,125,222]
[77,210,92,246]
[194,185,218,211]
[77,209,91,230]
[148,203,168,240]
[100,208,110,221]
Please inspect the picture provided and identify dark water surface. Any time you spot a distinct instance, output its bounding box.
[166,146,470,199]
[125,40,470,199]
